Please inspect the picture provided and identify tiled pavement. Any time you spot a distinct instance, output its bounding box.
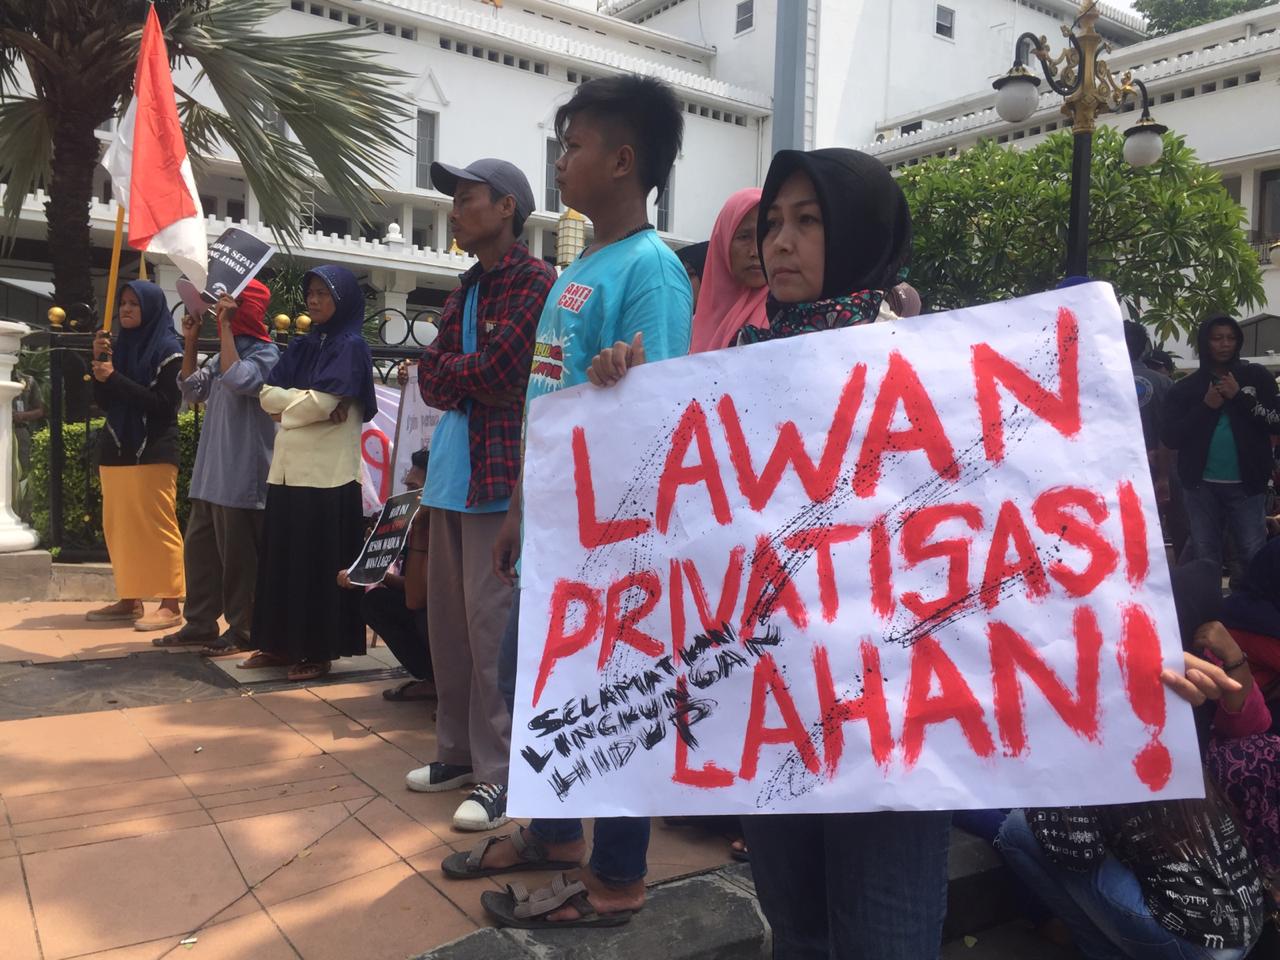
[0,605,734,960]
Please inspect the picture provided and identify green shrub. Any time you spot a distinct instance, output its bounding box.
[28,411,201,549]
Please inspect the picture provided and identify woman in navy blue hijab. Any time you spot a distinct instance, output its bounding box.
[246,265,377,681]
[85,280,186,631]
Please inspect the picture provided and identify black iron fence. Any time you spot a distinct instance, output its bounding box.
[41,304,440,561]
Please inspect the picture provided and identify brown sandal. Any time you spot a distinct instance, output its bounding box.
[480,874,634,929]
[287,661,330,682]
[236,651,290,670]
[442,829,581,880]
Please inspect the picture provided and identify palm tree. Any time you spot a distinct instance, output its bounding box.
[0,0,408,316]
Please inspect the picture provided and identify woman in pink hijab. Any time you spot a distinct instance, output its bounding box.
[689,188,769,353]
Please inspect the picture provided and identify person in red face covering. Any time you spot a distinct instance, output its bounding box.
[156,279,282,652]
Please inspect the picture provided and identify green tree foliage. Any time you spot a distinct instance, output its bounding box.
[0,0,407,314]
[1133,0,1277,36]
[897,127,1264,343]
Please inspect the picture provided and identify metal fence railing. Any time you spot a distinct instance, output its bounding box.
[42,307,439,560]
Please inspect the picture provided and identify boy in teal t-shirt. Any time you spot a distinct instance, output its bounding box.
[526,228,691,404]
[451,74,691,930]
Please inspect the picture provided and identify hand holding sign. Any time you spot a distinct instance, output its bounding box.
[176,227,276,322]
[587,332,646,387]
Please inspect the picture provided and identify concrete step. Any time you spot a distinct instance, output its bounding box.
[0,551,116,601]
[418,831,1027,960]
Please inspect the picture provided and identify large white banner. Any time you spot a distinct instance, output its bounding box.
[509,284,1202,818]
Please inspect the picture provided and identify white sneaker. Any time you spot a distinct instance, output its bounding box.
[452,783,509,831]
[405,762,475,793]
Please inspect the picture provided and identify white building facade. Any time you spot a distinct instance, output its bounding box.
[0,0,774,325]
[3,0,1275,345]
[613,0,1279,356]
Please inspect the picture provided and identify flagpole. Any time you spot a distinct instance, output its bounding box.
[138,252,147,281]
[102,205,127,333]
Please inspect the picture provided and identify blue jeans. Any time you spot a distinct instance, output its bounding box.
[740,811,952,959]
[528,816,651,887]
[1184,482,1266,584]
[500,591,650,887]
[997,809,1252,960]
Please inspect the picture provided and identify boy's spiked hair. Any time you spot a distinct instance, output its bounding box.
[554,74,684,195]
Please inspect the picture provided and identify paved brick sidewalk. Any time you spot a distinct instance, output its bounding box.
[0,606,733,960]
[0,601,212,664]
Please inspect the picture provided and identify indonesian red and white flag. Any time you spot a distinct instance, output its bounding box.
[102,6,207,288]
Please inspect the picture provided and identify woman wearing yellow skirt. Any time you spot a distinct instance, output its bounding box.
[86,280,185,631]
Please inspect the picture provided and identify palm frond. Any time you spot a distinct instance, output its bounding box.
[0,96,53,245]
[166,0,410,248]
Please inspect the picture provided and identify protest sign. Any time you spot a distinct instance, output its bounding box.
[509,283,1201,818]
[389,365,445,498]
[176,227,275,320]
[346,490,421,586]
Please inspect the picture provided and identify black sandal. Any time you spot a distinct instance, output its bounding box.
[152,630,216,648]
[199,631,251,657]
[441,829,581,880]
[381,679,436,702]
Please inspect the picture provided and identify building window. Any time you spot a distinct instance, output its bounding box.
[227,199,246,222]
[1260,169,1280,241]
[545,139,563,212]
[900,120,923,135]
[735,0,754,34]
[416,111,438,189]
[656,173,673,233]
[935,5,955,39]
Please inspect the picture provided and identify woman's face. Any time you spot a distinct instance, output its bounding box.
[762,171,824,303]
[306,277,336,325]
[728,204,766,290]
[117,287,143,329]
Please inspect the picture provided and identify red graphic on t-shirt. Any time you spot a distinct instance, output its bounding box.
[531,342,564,383]
[558,283,594,313]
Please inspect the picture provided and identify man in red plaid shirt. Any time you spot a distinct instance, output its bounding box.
[407,159,556,832]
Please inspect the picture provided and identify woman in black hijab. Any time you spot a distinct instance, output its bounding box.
[85,281,186,632]
[736,149,952,960]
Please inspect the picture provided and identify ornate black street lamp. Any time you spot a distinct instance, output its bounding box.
[992,0,1167,277]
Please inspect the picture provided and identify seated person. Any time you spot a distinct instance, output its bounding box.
[1220,538,1280,714]
[997,649,1269,960]
[337,450,433,701]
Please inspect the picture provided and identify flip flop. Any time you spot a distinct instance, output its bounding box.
[442,830,581,880]
[481,874,633,930]
[287,661,330,682]
[382,679,436,702]
[236,651,290,670]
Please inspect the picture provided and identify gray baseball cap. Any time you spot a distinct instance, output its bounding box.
[430,158,536,233]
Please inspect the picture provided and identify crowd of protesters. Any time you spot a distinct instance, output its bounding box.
[75,73,1279,958]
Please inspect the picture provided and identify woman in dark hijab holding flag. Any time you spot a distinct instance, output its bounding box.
[244,265,378,682]
[86,280,186,632]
